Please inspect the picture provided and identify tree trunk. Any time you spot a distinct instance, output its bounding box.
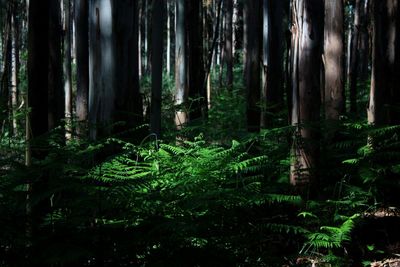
[11,1,19,135]
[349,0,362,113]
[324,0,345,121]
[224,0,233,90]
[88,0,115,139]
[187,0,205,121]
[28,0,49,141]
[368,0,398,125]
[63,0,72,139]
[114,0,142,136]
[358,0,370,81]
[151,0,164,137]
[48,0,64,131]
[290,0,324,191]
[262,0,285,127]
[0,2,11,133]
[174,0,187,128]
[244,0,261,132]
[166,0,171,75]
[75,0,89,137]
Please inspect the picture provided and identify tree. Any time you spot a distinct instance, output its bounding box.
[262,0,285,127]
[324,0,345,121]
[174,0,187,128]
[151,0,164,136]
[75,0,89,137]
[368,0,399,125]
[114,0,143,136]
[290,0,324,190]
[28,0,49,143]
[244,0,261,132]
[48,0,64,131]
[88,0,115,139]
[224,0,233,90]
[63,0,72,139]
[349,0,362,113]
[187,0,205,121]
[11,0,20,134]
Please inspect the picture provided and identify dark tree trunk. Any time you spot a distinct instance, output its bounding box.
[75,0,89,137]
[262,0,285,127]
[358,0,370,81]
[114,0,143,136]
[290,0,324,191]
[174,0,187,128]
[187,0,205,121]
[244,0,261,132]
[88,0,115,139]
[64,0,72,139]
[224,0,233,90]
[28,0,49,142]
[324,0,345,121]
[368,0,399,125]
[0,2,11,132]
[349,0,362,114]
[150,0,164,137]
[48,0,64,131]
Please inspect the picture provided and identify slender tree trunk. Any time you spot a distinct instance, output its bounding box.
[75,0,89,137]
[368,0,398,125]
[63,0,72,139]
[114,0,142,136]
[290,0,324,191]
[166,0,171,75]
[324,0,345,121]
[11,2,19,135]
[358,0,370,81]
[0,2,11,133]
[150,0,164,137]
[262,0,285,127]
[244,0,261,132]
[187,0,205,121]
[48,0,64,131]
[349,0,362,114]
[232,0,238,57]
[88,0,115,140]
[174,0,187,128]
[224,0,233,90]
[27,0,49,264]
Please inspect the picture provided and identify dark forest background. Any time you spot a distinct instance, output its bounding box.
[0,0,400,266]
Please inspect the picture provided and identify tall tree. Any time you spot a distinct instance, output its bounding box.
[150,0,164,136]
[244,0,261,132]
[262,0,285,127]
[174,0,187,128]
[166,0,171,75]
[349,0,362,113]
[290,0,324,190]
[88,0,115,139]
[63,0,72,138]
[114,0,143,135]
[28,0,49,143]
[11,0,19,134]
[75,0,89,137]
[324,0,345,121]
[187,0,205,121]
[224,0,233,90]
[48,0,64,131]
[368,0,399,125]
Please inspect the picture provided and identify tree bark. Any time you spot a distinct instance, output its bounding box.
[151,0,164,137]
[11,0,19,135]
[290,0,324,191]
[349,0,362,113]
[244,0,261,132]
[88,0,115,139]
[75,0,89,137]
[324,0,345,121]
[114,0,143,136]
[368,0,398,125]
[224,0,233,90]
[187,0,205,121]
[63,0,72,139]
[174,0,187,128]
[262,0,285,127]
